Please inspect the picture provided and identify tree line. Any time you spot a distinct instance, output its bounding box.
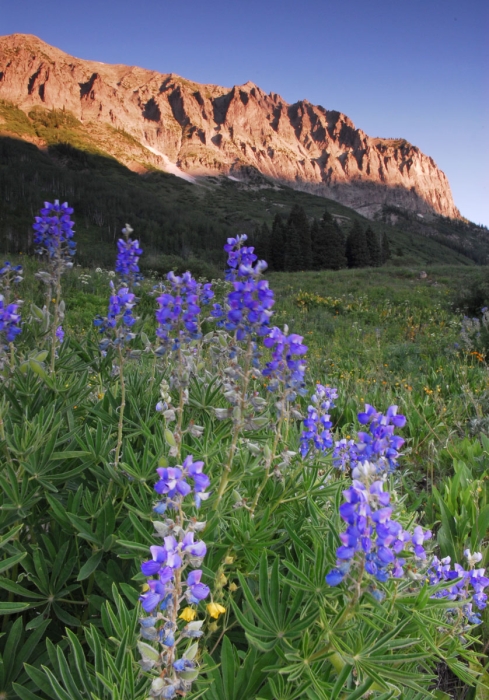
[253,205,391,271]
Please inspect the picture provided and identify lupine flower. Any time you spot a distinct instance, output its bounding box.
[326,467,431,586]
[32,200,76,261]
[224,235,257,279]
[263,326,308,401]
[155,271,205,352]
[300,384,337,457]
[93,283,137,345]
[221,236,275,342]
[115,224,143,286]
[0,262,23,285]
[0,297,22,343]
[186,570,210,603]
[154,455,210,510]
[56,326,64,343]
[427,552,489,620]
[332,403,406,473]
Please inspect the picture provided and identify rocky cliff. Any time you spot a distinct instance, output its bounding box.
[0,33,460,219]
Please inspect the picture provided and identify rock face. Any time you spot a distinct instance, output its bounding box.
[0,33,460,219]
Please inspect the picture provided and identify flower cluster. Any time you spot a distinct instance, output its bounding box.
[155,272,205,351]
[0,262,23,287]
[332,404,406,473]
[0,296,22,344]
[94,283,137,348]
[153,455,210,511]
[138,455,210,699]
[262,326,308,402]
[327,462,432,586]
[300,384,337,457]
[222,236,274,341]
[0,262,23,348]
[224,234,258,279]
[32,200,76,262]
[427,550,489,624]
[55,326,65,344]
[115,224,143,287]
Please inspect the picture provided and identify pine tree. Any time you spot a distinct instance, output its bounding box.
[381,231,391,264]
[319,210,347,270]
[269,214,286,271]
[286,205,312,270]
[285,215,303,272]
[365,226,382,267]
[310,219,322,269]
[346,221,371,268]
[255,221,271,263]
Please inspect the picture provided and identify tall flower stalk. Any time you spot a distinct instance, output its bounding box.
[138,456,210,699]
[155,272,212,460]
[94,224,142,468]
[0,262,23,372]
[214,235,275,506]
[32,200,76,372]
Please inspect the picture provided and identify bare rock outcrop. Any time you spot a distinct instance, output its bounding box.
[0,33,461,219]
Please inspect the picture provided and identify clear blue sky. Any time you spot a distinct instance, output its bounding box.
[2,0,488,225]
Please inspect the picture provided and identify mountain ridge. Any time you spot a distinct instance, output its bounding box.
[0,33,461,221]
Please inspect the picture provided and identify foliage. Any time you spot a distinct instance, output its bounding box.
[0,223,488,700]
[346,221,371,269]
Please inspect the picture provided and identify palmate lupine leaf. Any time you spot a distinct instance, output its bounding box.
[233,553,317,652]
[200,636,276,700]
[21,586,150,700]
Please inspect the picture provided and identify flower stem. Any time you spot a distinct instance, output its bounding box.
[114,346,126,468]
[215,339,253,506]
[250,395,285,514]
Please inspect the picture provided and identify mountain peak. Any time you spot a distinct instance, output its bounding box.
[0,33,460,219]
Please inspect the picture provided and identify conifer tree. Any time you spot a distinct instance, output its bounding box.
[381,231,391,263]
[286,205,311,270]
[258,221,271,262]
[285,214,303,272]
[310,219,322,269]
[320,210,347,270]
[269,214,286,271]
[365,226,382,267]
[346,221,371,268]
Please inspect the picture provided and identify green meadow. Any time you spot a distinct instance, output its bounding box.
[1,254,488,699]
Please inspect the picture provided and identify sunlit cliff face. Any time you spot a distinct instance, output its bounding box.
[0,33,461,220]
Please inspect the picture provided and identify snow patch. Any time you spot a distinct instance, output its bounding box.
[143,144,197,183]
[227,175,241,182]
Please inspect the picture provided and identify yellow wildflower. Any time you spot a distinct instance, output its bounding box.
[207,602,226,619]
[224,555,235,565]
[229,582,238,592]
[217,572,228,587]
[208,621,219,633]
[179,607,197,622]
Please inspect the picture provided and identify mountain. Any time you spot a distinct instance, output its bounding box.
[0,33,460,220]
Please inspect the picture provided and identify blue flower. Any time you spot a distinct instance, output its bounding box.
[115,224,143,286]
[185,569,210,603]
[0,296,22,343]
[263,327,308,402]
[32,200,76,261]
[300,384,337,457]
[326,476,430,587]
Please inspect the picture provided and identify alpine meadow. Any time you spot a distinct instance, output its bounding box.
[0,27,488,700]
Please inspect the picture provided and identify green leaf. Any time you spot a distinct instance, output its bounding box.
[0,601,30,614]
[77,550,104,581]
[0,550,27,574]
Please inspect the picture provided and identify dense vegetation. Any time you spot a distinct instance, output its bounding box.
[0,209,488,699]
